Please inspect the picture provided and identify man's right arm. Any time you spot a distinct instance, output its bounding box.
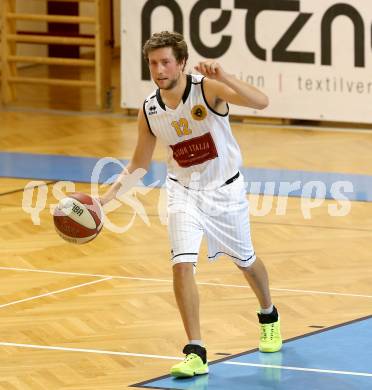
[100,108,156,206]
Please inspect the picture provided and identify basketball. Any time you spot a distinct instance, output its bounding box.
[53,192,104,244]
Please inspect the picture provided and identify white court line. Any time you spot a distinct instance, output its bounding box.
[225,361,372,378]
[271,287,372,299]
[0,266,170,283]
[0,277,112,309]
[0,341,370,378]
[197,281,372,299]
[0,341,182,361]
[1,266,372,299]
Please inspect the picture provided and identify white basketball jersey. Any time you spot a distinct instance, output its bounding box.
[143,74,242,190]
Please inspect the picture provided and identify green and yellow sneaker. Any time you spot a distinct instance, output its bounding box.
[170,344,209,378]
[258,308,282,353]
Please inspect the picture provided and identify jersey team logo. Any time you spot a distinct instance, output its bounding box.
[191,105,207,121]
[148,105,157,115]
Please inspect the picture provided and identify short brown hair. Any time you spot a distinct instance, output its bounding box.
[143,31,188,67]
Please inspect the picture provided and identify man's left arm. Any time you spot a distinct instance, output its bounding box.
[195,61,269,110]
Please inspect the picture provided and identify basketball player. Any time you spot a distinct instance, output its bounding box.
[101,31,282,378]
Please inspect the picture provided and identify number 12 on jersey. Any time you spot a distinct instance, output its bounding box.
[171,118,192,137]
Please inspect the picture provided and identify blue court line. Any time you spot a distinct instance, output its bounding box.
[132,315,372,390]
[0,151,372,201]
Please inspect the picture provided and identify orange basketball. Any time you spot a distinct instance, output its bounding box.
[53,192,104,244]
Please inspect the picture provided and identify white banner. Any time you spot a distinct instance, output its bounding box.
[121,0,372,123]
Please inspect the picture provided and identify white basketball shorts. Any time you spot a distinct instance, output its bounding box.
[166,172,256,268]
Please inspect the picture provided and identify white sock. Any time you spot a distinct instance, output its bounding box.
[189,339,204,347]
[260,304,274,315]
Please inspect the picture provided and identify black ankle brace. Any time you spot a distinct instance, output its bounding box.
[183,344,207,364]
[257,306,279,324]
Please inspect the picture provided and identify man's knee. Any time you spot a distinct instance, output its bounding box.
[173,262,195,277]
[236,256,259,274]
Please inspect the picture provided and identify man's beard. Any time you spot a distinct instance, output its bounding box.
[156,74,180,90]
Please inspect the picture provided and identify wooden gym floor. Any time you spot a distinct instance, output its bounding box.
[0,61,372,389]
